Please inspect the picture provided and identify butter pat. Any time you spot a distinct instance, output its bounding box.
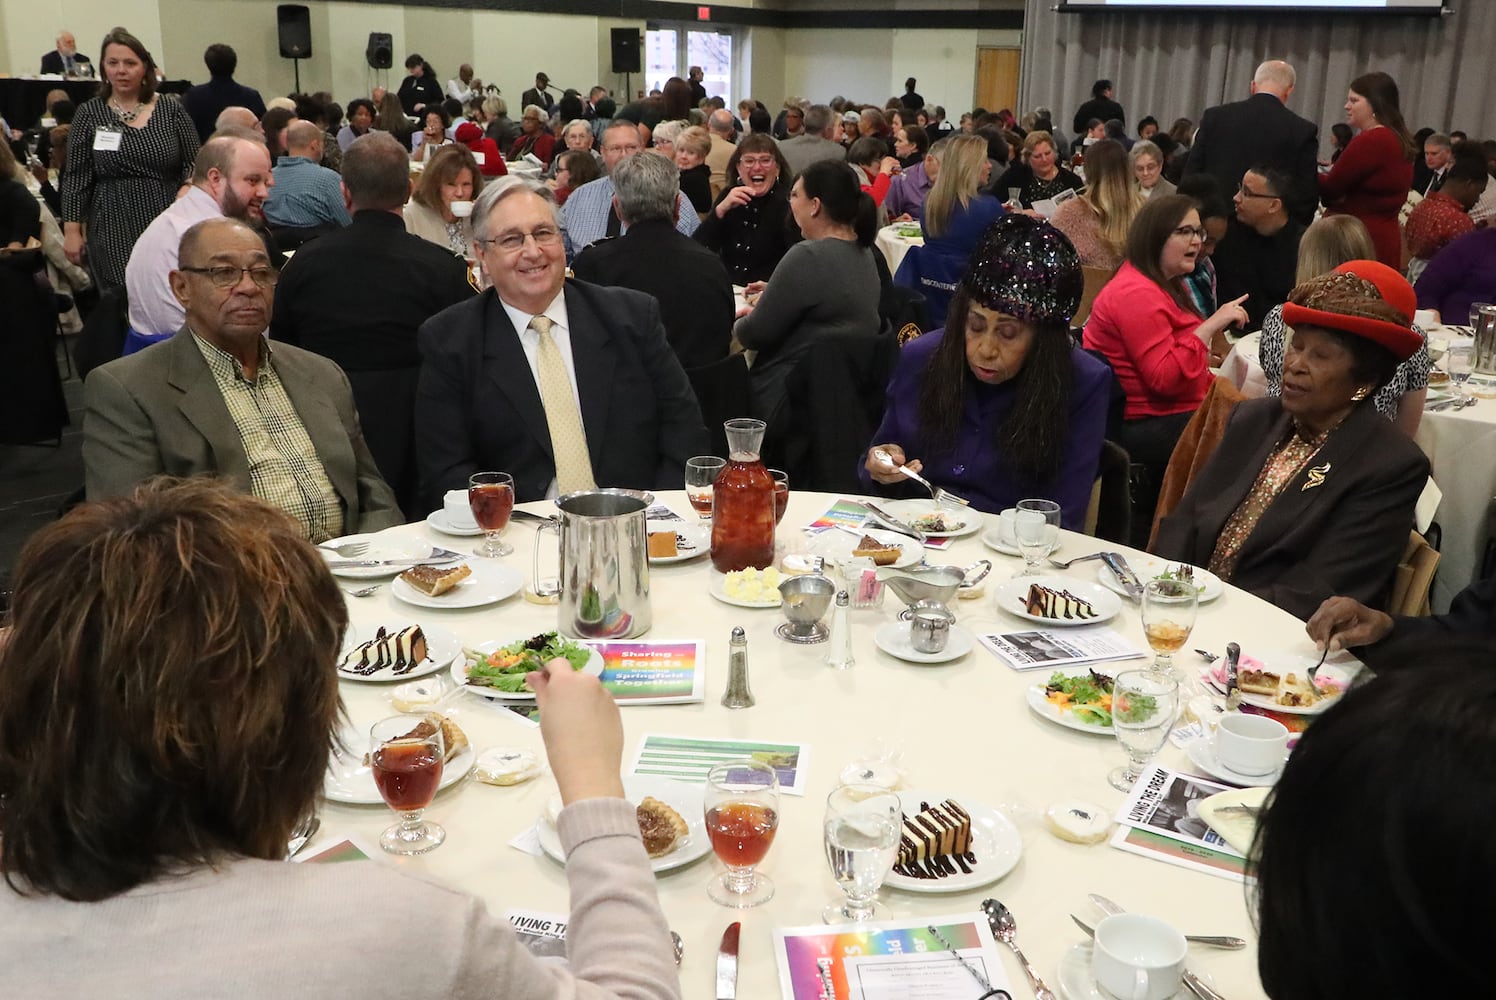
[1045,799,1111,844]
[474,747,542,786]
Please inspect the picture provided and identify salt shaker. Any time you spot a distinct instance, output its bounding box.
[721,626,755,708]
[824,591,855,670]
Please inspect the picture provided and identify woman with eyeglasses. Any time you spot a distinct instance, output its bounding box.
[693,133,798,284]
[508,105,556,165]
[1083,194,1250,538]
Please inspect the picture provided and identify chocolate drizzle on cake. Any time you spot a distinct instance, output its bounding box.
[893,799,978,880]
[1023,583,1097,620]
[340,625,429,676]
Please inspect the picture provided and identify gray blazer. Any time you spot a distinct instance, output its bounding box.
[83,329,402,532]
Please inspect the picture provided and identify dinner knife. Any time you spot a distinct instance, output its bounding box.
[1099,552,1144,600]
[717,922,740,1000]
[1224,642,1242,711]
[324,548,463,569]
[1088,895,1228,1000]
[860,501,929,543]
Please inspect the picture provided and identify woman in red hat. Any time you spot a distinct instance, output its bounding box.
[1153,262,1429,618]
[454,121,506,177]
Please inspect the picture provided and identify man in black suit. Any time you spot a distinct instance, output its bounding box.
[1071,79,1124,136]
[270,132,475,519]
[1183,60,1319,226]
[39,31,91,77]
[415,177,708,509]
[181,44,267,144]
[522,73,555,114]
[571,153,732,371]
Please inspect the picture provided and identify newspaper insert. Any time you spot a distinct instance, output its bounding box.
[1115,765,1242,856]
[979,625,1145,671]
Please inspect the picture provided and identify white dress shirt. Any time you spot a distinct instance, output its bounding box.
[125,186,224,336]
[499,291,581,498]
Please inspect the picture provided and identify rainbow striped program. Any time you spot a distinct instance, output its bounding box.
[893,799,975,879]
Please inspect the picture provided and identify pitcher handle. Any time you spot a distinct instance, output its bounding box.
[527,517,561,604]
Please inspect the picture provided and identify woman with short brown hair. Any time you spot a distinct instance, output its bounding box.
[406,144,485,255]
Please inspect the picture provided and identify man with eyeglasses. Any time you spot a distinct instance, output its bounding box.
[84,217,401,540]
[1213,166,1306,329]
[560,119,700,259]
[124,129,274,352]
[415,177,709,508]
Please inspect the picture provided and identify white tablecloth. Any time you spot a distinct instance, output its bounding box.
[875,225,922,277]
[320,491,1303,999]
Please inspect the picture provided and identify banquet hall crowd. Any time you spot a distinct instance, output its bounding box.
[4,24,1496,1000]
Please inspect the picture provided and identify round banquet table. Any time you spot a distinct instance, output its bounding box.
[318,490,1307,1000]
[874,224,923,277]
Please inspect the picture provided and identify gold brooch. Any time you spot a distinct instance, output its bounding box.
[1302,462,1331,491]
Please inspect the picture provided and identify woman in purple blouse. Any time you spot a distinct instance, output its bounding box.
[859,215,1111,528]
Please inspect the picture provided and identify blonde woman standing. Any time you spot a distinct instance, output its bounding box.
[1049,139,1141,270]
[921,133,1004,258]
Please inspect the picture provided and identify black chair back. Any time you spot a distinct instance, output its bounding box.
[73,286,129,382]
[776,329,898,493]
[686,353,751,458]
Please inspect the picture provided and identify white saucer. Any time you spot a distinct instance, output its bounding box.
[1185,737,1283,788]
[980,528,1059,558]
[425,509,484,537]
[993,576,1122,626]
[877,499,982,539]
[1057,942,1209,1000]
[872,620,975,664]
[390,561,524,609]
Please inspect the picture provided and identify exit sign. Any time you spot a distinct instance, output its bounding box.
[698,6,711,19]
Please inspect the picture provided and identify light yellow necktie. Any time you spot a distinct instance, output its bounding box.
[529,316,596,493]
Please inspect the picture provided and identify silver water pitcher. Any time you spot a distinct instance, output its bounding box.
[1474,304,1496,375]
[555,489,652,639]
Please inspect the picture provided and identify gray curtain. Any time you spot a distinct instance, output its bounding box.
[1020,1,1496,154]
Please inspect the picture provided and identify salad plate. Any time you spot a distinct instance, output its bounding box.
[336,621,462,683]
[883,790,1022,894]
[323,721,474,805]
[535,775,711,875]
[1025,666,1118,735]
[808,527,923,569]
[391,561,523,609]
[647,520,709,564]
[994,576,1121,627]
[454,633,603,700]
[877,499,982,539]
[1095,555,1222,603]
[707,570,784,608]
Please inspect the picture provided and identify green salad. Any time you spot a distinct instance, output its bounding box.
[1042,669,1115,727]
[1154,565,1206,594]
[463,632,593,692]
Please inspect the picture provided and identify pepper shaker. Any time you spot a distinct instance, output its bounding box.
[824,591,855,670]
[722,626,755,708]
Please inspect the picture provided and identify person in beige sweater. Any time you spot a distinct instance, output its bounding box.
[0,477,681,1000]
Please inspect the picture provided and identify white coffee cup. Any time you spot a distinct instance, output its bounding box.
[996,507,1018,546]
[443,489,479,530]
[1092,914,1187,1000]
[471,150,486,165]
[1413,308,1439,330]
[448,199,474,218]
[1214,713,1289,776]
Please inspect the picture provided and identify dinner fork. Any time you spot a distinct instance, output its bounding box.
[869,449,970,507]
[1047,552,1107,570]
[319,539,369,558]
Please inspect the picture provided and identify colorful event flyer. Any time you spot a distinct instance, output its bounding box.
[629,734,810,795]
[774,914,1011,1000]
[594,640,706,704]
[806,498,954,550]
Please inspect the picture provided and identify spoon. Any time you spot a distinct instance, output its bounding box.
[670,931,683,967]
[981,899,1058,1000]
[341,584,381,598]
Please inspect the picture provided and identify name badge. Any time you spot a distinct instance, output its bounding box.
[93,128,123,152]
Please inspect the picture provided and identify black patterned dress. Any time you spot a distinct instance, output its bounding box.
[61,94,200,289]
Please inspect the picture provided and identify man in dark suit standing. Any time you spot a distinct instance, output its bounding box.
[1183,60,1319,226]
[1072,79,1124,136]
[522,73,555,114]
[39,31,92,76]
[571,152,732,370]
[415,177,708,509]
[181,44,267,143]
[271,132,474,519]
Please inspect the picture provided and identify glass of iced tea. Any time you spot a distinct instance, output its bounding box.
[1141,577,1198,675]
[469,471,515,557]
[369,715,446,855]
[685,456,726,520]
[704,759,779,907]
[768,468,789,525]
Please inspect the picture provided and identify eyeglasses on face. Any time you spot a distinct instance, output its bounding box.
[478,227,562,253]
[180,265,278,289]
[738,156,777,169]
[1236,183,1278,200]
[1171,226,1208,242]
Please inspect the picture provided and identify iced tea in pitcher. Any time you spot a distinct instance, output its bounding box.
[710,418,776,572]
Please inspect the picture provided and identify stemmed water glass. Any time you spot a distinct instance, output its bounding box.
[1447,342,1474,401]
[369,715,447,855]
[1109,669,1180,791]
[822,783,900,923]
[704,759,779,907]
[685,456,726,520]
[468,471,514,557]
[1014,498,1060,576]
[1141,578,1199,676]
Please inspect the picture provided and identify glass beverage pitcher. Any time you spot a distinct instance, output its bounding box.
[710,418,776,572]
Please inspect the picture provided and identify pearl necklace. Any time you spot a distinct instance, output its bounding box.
[109,98,143,123]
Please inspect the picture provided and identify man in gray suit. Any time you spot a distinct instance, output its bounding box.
[779,105,846,180]
[83,217,401,541]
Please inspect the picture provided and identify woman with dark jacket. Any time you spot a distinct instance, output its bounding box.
[693,133,798,284]
[397,54,442,116]
[1153,263,1429,618]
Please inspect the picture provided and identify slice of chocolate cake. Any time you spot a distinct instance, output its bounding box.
[893,798,977,879]
[340,624,429,676]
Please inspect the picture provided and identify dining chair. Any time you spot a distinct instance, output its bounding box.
[1389,530,1440,617]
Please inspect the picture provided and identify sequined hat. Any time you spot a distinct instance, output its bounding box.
[960,214,1083,327]
[1282,260,1421,362]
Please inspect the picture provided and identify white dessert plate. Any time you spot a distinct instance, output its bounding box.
[884,789,1021,894]
[877,499,982,539]
[320,533,444,579]
[453,636,604,700]
[707,571,783,609]
[872,621,975,664]
[391,561,524,609]
[337,621,462,684]
[1185,737,1283,788]
[1024,666,1119,736]
[424,509,483,536]
[535,774,711,875]
[994,576,1121,627]
[647,520,709,564]
[1226,650,1351,716]
[980,528,1059,558]
[323,722,474,805]
[1095,555,1223,603]
[808,527,923,569]
[1057,943,1211,1000]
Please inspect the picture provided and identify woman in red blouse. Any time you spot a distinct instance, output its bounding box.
[1083,194,1249,543]
[1319,72,1415,269]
